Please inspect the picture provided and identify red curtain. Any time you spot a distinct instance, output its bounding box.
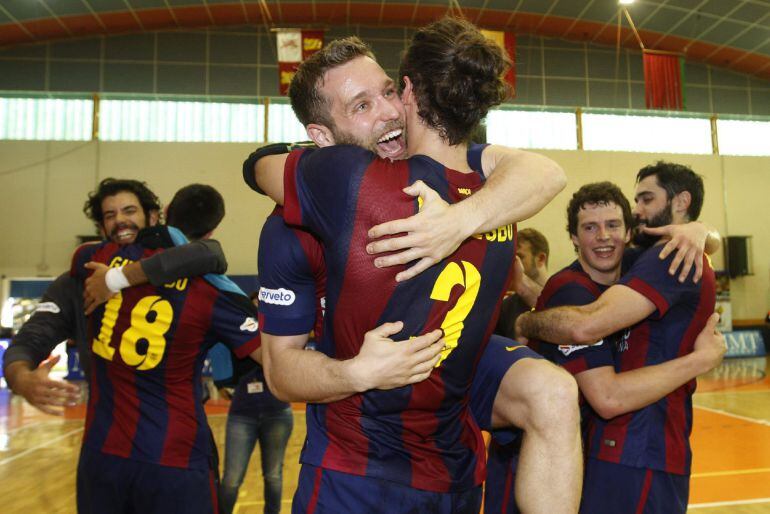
[481,30,517,98]
[643,51,684,110]
[503,32,516,97]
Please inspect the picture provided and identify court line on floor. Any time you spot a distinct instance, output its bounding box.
[696,389,770,396]
[0,419,67,436]
[689,497,770,509]
[692,467,770,478]
[0,426,83,467]
[694,405,770,426]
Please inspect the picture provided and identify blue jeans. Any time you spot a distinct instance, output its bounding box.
[220,408,294,514]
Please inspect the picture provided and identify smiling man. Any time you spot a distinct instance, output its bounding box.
[250,19,580,513]
[517,166,722,514]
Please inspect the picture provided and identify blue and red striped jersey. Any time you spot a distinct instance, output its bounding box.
[586,245,715,475]
[70,230,261,470]
[257,206,326,339]
[528,260,616,375]
[281,145,515,492]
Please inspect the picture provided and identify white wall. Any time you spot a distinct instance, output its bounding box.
[0,140,276,279]
[1,141,767,319]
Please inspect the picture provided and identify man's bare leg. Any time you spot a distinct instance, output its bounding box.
[491,358,582,514]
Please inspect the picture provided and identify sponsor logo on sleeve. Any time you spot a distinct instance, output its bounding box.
[558,339,603,356]
[259,287,296,306]
[34,302,61,314]
[240,317,259,332]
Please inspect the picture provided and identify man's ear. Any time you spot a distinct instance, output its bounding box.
[306,124,335,148]
[401,76,414,105]
[149,209,160,227]
[536,252,548,268]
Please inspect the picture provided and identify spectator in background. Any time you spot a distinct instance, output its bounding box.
[219,292,293,514]
[495,228,550,339]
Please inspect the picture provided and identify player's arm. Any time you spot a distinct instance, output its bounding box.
[83,238,228,314]
[254,154,289,205]
[642,221,721,283]
[512,257,543,307]
[517,284,656,345]
[576,313,724,419]
[366,146,566,281]
[3,273,81,415]
[262,323,444,403]
[243,141,315,199]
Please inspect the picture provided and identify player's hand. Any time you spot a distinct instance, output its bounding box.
[348,321,444,391]
[12,356,80,415]
[693,312,726,373]
[642,222,707,283]
[84,261,115,315]
[366,180,466,282]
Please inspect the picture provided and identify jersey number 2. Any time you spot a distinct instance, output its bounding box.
[430,260,481,367]
[92,294,173,370]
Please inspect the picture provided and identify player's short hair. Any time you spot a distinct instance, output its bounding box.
[84,177,161,226]
[518,228,550,264]
[567,181,634,237]
[398,17,511,146]
[636,161,704,221]
[166,184,225,240]
[289,36,375,129]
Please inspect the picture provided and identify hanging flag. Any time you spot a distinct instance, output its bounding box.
[480,30,516,98]
[277,30,324,95]
[643,50,685,110]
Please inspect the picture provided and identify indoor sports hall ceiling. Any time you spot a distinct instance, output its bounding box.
[0,0,768,79]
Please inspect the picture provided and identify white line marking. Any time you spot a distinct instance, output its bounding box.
[692,467,770,478]
[697,389,770,396]
[0,419,65,436]
[0,427,83,467]
[689,497,770,508]
[694,405,770,427]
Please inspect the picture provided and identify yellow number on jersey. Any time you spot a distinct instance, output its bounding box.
[92,294,173,371]
[119,296,173,371]
[92,293,123,360]
[430,260,481,367]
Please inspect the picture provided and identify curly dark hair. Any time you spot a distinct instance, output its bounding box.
[83,177,161,227]
[166,184,225,240]
[398,17,511,145]
[636,161,704,221]
[567,182,634,236]
[289,36,375,129]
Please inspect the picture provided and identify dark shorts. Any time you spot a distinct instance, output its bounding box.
[484,438,523,514]
[292,464,482,514]
[469,335,542,444]
[580,458,690,514]
[76,446,219,514]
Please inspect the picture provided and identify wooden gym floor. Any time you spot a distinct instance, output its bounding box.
[1,356,768,513]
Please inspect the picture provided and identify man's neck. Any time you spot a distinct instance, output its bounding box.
[577,257,621,286]
[407,124,471,173]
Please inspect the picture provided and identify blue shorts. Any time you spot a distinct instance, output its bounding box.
[292,464,482,514]
[484,437,523,514]
[77,446,219,514]
[580,458,689,514]
[469,335,542,444]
